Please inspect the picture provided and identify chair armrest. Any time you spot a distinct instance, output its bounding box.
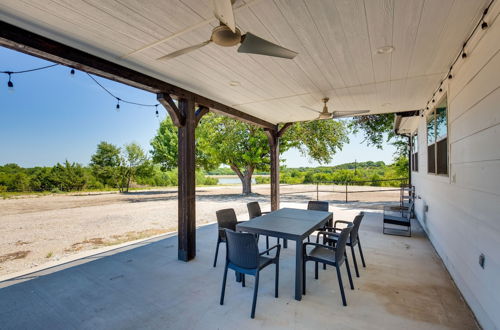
[260,244,281,258]
[261,211,271,215]
[303,242,336,255]
[321,226,342,233]
[334,220,352,228]
[236,220,247,224]
[317,231,340,238]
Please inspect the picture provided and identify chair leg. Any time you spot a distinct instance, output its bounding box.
[242,274,246,287]
[302,260,306,295]
[358,239,366,267]
[220,263,228,305]
[315,261,319,279]
[350,245,360,277]
[336,265,347,306]
[345,253,354,290]
[251,272,260,319]
[275,261,279,298]
[213,239,221,268]
[266,236,270,255]
[307,236,310,242]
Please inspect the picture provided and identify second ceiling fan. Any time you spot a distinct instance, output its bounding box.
[157,0,298,61]
[302,98,370,120]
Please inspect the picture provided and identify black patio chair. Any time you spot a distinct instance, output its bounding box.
[321,213,366,277]
[220,229,281,319]
[306,200,329,242]
[213,208,246,268]
[303,225,354,306]
[247,202,278,254]
[383,199,414,237]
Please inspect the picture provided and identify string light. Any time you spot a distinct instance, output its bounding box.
[7,73,14,92]
[85,73,159,114]
[423,0,493,112]
[2,62,160,117]
[2,63,59,93]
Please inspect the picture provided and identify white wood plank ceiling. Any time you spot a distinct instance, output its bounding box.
[0,0,489,124]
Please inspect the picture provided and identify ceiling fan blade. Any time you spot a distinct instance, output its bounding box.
[213,0,236,33]
[300,105,321,113]
[157,40,212,60]
[238,32,298,59]
[332,110,370,118]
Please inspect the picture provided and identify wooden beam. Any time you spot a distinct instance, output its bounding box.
[195,106,210,127]
[0,20,274,129]
[177,97,197,261]
[157,93,184,127]
[277,122,293,137]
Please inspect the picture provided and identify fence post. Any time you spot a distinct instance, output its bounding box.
[345,181,348,203]
[316,182,319,200]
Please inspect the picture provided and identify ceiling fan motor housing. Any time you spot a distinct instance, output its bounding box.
[212,25,241,47]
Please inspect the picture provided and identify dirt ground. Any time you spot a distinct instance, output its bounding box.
[0,184,399,277]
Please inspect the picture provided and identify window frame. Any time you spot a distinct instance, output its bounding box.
[411,132,418,172]
[426,95,449,176]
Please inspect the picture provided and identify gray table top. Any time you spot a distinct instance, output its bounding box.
[236,208,332,240]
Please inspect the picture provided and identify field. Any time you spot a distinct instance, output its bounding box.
[0,184,399,278]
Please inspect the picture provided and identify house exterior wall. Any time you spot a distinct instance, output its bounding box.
[411,7,500,329]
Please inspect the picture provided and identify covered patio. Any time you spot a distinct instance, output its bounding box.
[0,204,476,329]
[1,0,499,328]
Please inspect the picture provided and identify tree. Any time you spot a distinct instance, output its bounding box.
[348,113,408,156]
[119,143,153,192]
[150,113,349,194]
[90,142,121,187]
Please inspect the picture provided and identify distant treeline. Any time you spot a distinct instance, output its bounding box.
[1,149,407,194]
[254,160,408,186]
[0,141,217,194]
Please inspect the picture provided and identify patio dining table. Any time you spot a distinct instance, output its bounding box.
[236,207,333,301]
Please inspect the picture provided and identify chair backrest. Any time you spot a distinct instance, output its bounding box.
[225,229,260,269]
[247,202,262,219]
[216,208,238,231]
[307,200,329,212]
[335,225,353,265]
[349,213,364,245]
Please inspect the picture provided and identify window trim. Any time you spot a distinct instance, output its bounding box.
[426,94,449,177]
[411,132,418,172]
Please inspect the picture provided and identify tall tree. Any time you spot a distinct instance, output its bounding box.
[151,113,348,194]
[89,141,121,187]
[119,143,153,192]
[348,113,408,156]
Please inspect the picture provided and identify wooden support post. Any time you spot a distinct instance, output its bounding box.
[266,129,280,211]
[158,94,208,261]
[264,123,293,211]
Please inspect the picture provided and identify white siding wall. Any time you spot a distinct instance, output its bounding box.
[412,7,500,329]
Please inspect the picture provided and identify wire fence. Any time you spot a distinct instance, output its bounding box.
[280,178,408,203]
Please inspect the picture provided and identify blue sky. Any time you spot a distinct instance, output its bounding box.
[0,47,395,168]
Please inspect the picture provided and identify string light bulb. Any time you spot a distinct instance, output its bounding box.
[481,21,488,30]
[70,68,75,77]
[7,73,14,93]
[155,105,159,118]
[116,98,120,111]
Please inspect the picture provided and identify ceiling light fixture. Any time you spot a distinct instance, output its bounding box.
[376,46,394,54]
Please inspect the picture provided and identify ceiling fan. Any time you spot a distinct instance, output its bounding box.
[157,0,298,61]
[302,97,370,120]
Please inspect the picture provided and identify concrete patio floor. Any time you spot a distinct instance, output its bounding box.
[0,203,477,329]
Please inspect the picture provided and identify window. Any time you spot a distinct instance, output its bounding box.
[411,133,418,172]
[427,96,448,175]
